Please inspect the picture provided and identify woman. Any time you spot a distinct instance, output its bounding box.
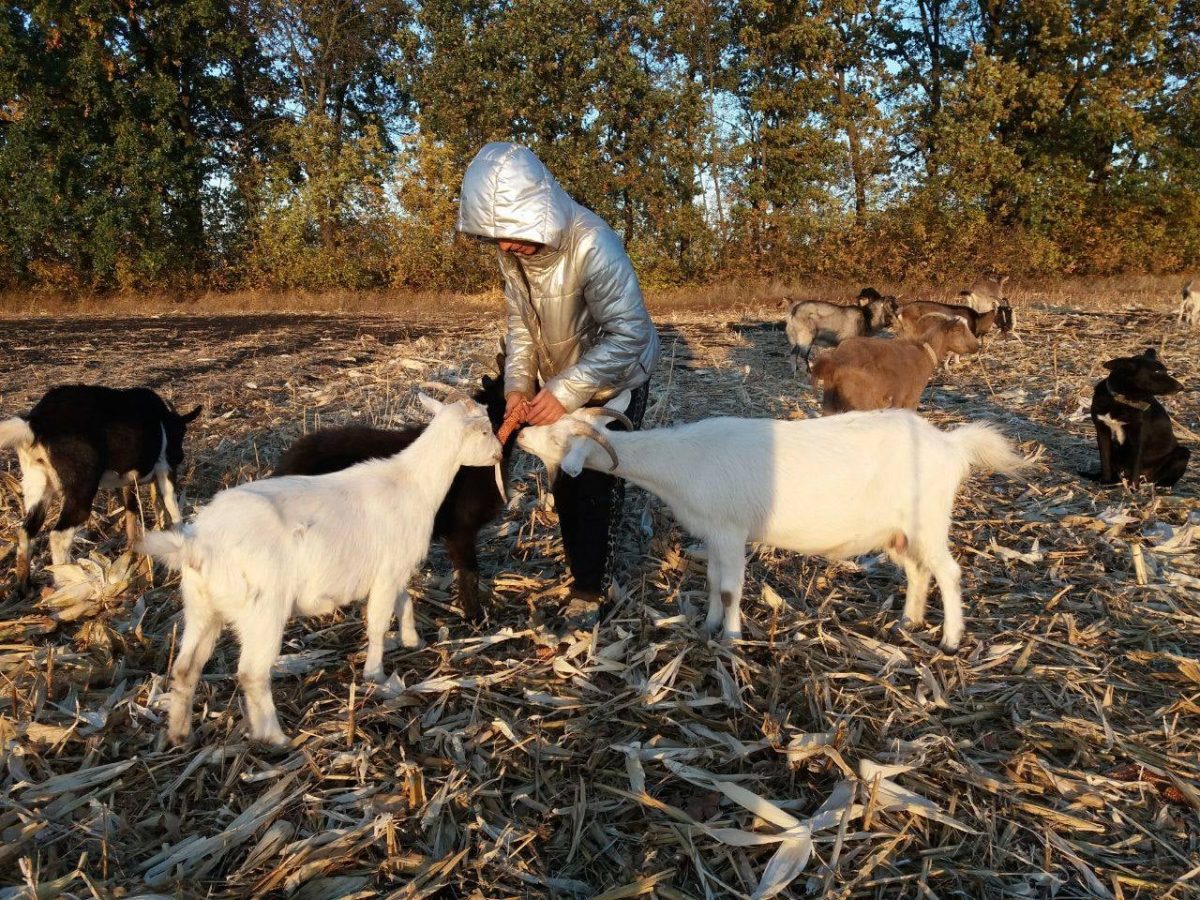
[457,142,660,618]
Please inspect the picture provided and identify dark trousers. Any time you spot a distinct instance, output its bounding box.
[552,381,650,596]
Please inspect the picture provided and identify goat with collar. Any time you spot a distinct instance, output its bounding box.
[1083,348,1190,488]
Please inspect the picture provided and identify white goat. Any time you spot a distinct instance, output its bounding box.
[517,399,1029,652]
[139,391,502,747]
[1180,279,1199,327]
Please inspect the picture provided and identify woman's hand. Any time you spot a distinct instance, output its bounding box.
[505,391,531,421]
[525,389,567,425]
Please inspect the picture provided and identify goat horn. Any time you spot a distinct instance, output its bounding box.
[494,462,506,503]
[419,382,471,404]
[582,407,635,431]
[568,421,620,471]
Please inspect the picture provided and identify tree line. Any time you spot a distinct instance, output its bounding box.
[1,0,1197,294]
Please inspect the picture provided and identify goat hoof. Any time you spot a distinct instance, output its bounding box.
[253,730,291,750]
[939,638,962,655]
[400,635,425,651]
[363,667,386,684]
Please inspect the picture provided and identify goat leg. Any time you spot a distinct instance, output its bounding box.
[394,590,423,649]
[363,582,398,682]
[123,485,139,548]
[446,530,485,623]
[14,535,31,594]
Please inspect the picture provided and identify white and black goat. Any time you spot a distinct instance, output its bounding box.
[1,385,201,592]
[139,389,502,747]
[518,399,1029,653]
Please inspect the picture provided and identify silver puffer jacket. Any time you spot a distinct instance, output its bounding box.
[457,142,660,412]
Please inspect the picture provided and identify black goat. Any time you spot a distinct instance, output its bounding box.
[275,366,513,622]
[1,385,202,592]
[1083,348,1190,488]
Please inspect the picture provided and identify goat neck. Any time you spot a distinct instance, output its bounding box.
[914,323,961,364]
[377,410,471,504]
[573,427,678,500]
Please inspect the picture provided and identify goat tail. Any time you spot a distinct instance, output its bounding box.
[137,527,192,571]
[949,422,1032,477]
[0,416,34,451]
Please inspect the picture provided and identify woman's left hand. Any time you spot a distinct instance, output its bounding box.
[525,388,567,425]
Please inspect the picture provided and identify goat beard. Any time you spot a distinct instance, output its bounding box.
[494,462,506,502]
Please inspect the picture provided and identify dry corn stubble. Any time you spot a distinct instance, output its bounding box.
[0,291,1196,898]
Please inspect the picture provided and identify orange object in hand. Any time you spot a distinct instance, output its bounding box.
[496,405,526,445]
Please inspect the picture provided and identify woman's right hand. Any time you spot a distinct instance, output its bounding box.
[505,391,531,421]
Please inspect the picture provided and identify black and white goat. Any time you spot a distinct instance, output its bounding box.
[274,361,513,622]
[1,385,201,591]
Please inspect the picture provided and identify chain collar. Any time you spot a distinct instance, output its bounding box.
[1105,381,1151,411]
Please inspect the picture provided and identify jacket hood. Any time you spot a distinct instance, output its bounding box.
[457,142,575,250]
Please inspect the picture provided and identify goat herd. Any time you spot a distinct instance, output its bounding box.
[0,280,1194,748]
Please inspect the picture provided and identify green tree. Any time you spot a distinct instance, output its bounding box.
[404,0,712,283]
[243,0,412,286]
[0,0,241,289]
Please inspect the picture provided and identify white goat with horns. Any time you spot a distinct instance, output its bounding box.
[140,387,502,747]
[517,398,1031,652]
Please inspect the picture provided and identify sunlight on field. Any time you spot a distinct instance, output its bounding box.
[0,301,1197,896]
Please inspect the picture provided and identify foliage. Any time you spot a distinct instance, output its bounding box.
[1,0,1198,293]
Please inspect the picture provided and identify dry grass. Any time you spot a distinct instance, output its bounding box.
[0,273,1191,319]
[0,298,1198,897]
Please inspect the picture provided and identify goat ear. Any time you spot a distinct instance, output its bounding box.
[417,393,444,415]
[180,405,202,424]
[604,390,632,415]
[561,439,589,477]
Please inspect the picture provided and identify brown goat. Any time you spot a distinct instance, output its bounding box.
[810,317,980,414]
[896,300,1005,338]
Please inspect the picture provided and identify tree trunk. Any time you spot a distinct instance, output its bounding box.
[836,67,868,224]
